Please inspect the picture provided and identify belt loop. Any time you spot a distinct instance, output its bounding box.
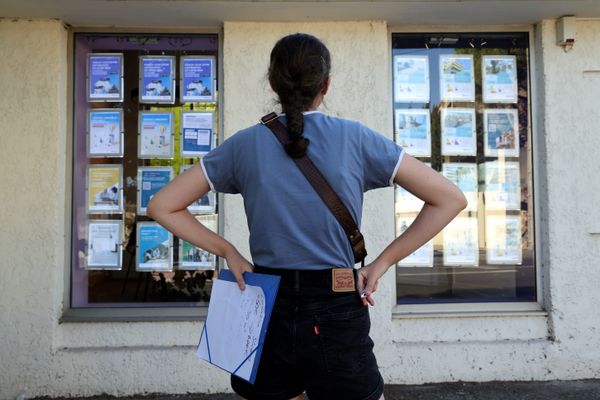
[294,270,300,291]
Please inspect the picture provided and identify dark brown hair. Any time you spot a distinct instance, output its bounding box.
[268,33,331,158]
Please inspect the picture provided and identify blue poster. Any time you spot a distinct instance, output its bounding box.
[181,111,214,156]
[137,223,172,271]
[140,56,175,103]
[88,54,123,101]
[181,57,215,103]
[139,168,172,214]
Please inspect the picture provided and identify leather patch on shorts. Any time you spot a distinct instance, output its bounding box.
[332,268,355,292]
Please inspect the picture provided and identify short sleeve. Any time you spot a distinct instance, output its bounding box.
[200,135,240,194]
[360,123,405,191]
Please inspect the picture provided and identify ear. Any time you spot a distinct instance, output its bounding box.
[321,77,331,95]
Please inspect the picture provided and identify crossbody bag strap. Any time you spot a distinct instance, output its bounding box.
[260,112,367,265]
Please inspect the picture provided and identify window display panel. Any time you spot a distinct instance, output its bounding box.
[72,33,219,308]
[392,32,535,304]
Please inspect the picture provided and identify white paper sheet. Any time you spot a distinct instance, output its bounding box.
[197,279,266,381]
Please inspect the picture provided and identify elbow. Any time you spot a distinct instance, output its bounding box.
[454,190,468,213]
[146,199,158,220]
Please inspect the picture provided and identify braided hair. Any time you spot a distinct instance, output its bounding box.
[268,33,331,158]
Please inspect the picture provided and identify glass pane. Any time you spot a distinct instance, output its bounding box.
[392,32,536,304]
[71,33,219,307]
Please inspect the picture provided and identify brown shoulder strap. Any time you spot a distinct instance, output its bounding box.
[260,112,367,265]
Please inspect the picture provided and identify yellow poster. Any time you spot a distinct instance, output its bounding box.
[88,165,121,213]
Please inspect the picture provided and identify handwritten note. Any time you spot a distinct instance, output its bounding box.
[197,279,266,380]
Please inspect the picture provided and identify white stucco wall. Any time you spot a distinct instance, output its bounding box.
[533,18,600,377]
[1,17,600,399]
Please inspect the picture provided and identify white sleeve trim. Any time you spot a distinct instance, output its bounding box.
[200,157,216,192]
[388,149,405,187]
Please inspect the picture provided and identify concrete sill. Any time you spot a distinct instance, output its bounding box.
[60,307,208,323]
[392,302,547,319]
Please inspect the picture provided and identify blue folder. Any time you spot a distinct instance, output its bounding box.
[196,270,280,384]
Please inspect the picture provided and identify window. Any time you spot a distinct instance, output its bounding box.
[70,33,220,310]
[392,32,536,304]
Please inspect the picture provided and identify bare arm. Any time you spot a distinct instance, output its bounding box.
[357,153,467,305]
[146,164,253,290]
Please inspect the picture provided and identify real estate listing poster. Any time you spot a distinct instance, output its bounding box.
[485,214,522,264]
[87,53,123,102]
[139,56,176,104]
[482,55,518,104]
[484,108,520,157]
[441,108,476,156]
[136,222,173,271]
[179,214,218,270]
[87,165,122,213]
[138,111,174,158]
[443,217,479,266]
[88,109,124,157]
[394,109,431,157]
[86,220,122,269]
[180,56,215,103]
[481,161,521,211]
[393,55,430,103]
[181,111,215,157]
[439,54,475,102]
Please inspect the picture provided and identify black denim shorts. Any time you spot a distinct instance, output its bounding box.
[230,265,384,400]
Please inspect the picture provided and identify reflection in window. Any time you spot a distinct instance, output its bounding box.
[392,32,536,304]
[71,33,219,308]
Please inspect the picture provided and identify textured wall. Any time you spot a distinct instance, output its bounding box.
[0,19,226,399]
[2,17,600,399]
[532,19,600,377]
[0,18,69,399]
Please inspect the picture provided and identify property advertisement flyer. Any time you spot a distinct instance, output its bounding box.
[481,161,521,211]
[441,108,476,156]
[396,215,433,267]
[88,109,123,157]
[137,167,173,215]
[181,165,217,214]
[137,222,173,271]
[87,165,122,213]
[139,56,175,104]
[181,111,214,157]
[482,55,518,104]
[439,54,475,102]
[393,55,430,103]
[179,214,218,269]
[443,217,479,266]
[87,53,123,102]
[180,56,215,103]
[485,214,522,264]
[484,108,520,157]
[394,109,431,157]
[442,163,478,212]
[86,221,122,269]
[138,111,174,158]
